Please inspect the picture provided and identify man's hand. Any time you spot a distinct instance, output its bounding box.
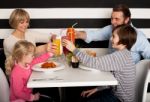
[75,31,87,40]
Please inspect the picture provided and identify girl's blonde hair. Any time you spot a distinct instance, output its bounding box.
[5,40,35,75]
[9,8,30,29]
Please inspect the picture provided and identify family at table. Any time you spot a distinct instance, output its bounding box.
[3,4,150,102]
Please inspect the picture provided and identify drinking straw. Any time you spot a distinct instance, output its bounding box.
[60,29,63,36]
[72,22,78,28]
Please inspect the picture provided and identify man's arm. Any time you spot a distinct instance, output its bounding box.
[75,25,112,43]
[137,31,150,59]
[131,30,150,63]
[75,31,87,40]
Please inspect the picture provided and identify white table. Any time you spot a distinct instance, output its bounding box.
[27,65,118,88]
[27,50,118,102]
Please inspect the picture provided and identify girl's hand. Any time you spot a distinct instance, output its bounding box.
[51,43,59,56]
[62,39,76,52]
[81,88,98,98]
[47,42,57,55]
[33,92,40,101]
[47,42,51,52]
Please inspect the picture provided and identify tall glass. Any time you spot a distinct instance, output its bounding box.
[66,27,75,44]
[52,36,61,56]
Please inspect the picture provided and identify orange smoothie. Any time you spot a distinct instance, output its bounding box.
[66,27,75,43]
[53,37,61,56]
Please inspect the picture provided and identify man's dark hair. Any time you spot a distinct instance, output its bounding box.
[113,4,131,24]
[112,24,137,50]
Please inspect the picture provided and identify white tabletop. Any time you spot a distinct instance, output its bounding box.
[27,63,118,88]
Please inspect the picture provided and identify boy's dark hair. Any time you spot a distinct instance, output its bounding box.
[113,4,131,24]
[112,24,137,50]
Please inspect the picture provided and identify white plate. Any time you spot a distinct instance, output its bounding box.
[79,64,99,72]
[32,61,64,72]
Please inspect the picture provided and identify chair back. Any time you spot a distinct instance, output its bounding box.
[136,59,150,102]
[142,65,150,102]
[0,68,9,102]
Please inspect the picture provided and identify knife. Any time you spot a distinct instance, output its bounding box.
[40,94,51,99]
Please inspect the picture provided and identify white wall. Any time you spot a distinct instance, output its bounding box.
[0,8,150,39]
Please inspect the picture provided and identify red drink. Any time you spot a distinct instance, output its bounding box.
[62,36,70,55]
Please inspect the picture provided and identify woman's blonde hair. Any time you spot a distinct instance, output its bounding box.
[5,40,35,75]
[9,8,30,29]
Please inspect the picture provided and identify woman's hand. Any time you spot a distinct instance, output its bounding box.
[50,33,57,42]
[62,39,76,52]
[81,88,98,98]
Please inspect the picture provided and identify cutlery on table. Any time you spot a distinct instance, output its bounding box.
[40,94,51,99]
[32,77,63,81]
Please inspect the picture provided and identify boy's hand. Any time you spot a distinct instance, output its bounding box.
[62,39,76,52]
[81,88,98,98]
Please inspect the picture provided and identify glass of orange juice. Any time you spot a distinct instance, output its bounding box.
[52,36,62,56]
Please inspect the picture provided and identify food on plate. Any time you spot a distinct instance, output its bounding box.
[41,62,56,68]
[86,50,96,57]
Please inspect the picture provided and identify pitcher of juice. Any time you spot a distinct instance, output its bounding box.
[52,36,62,56]
[66,27,75,44]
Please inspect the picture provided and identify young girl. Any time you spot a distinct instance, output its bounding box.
[63,24,137,102]
[6,40,54,102]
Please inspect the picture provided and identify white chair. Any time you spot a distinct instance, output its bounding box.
[0,68,9,102]
[143,67,150,102]
[146,93,150,102]
[136,59,150,102]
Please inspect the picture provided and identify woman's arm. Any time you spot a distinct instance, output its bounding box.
[35,44,48,56]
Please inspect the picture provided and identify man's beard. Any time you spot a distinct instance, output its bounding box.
[112,20,127,28]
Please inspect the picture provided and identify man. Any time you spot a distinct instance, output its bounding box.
[76,4,150,63]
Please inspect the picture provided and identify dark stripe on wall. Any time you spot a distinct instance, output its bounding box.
[75,39,109,48]
[0,38,108,48]
[1,0,150,8]
[76,39,150,48]
[0,39,3,48]
[1,19,150,29]
[1,39,150,48]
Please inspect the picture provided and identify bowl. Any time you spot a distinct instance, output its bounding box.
[71,62,79,68]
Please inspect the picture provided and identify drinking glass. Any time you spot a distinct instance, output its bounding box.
[66,27,75,44]
[52,36,61,56]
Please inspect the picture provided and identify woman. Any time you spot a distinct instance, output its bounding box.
[4,8,55,58]
[4,9,59,102]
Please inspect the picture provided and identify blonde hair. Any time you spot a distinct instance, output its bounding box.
[5,40,35,75]
[9,8,30,29]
